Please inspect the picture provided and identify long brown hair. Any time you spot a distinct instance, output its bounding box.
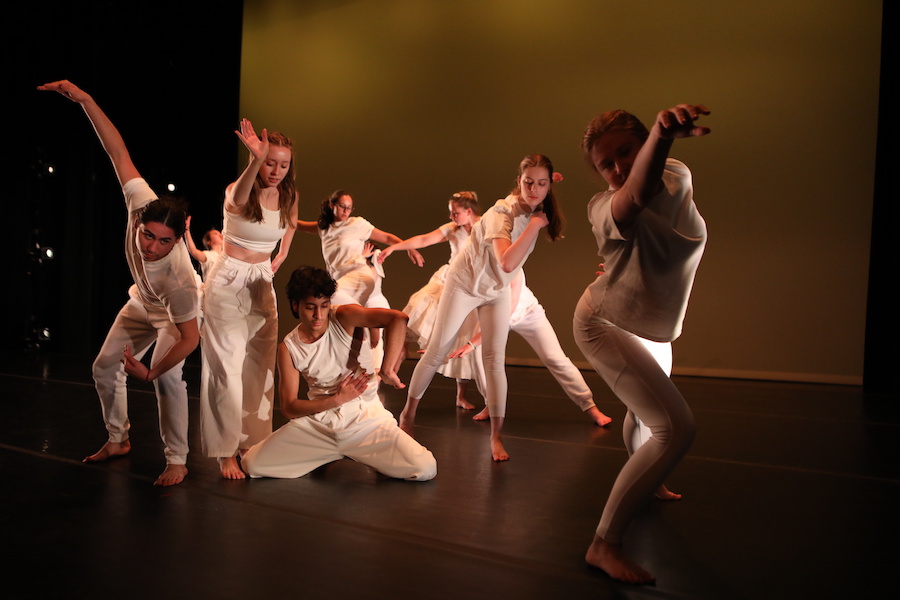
[510,154,565,241]
[239,131,297,229]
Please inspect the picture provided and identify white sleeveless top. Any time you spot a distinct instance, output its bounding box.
[223,205,286,254]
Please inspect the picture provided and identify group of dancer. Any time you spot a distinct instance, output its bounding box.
[39,79,710,585]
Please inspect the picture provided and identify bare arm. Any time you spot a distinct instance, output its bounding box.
[38,80,140,186]
[492,212,548,273]
[377,227,448,264]
[183,216,208,263]
[296,220,319,234]
[370,228,425,266]
[276,342,371,419]
[335,304,409,389]
[271,195,299,274]
[611,104,711,230]
[122,318,200,383]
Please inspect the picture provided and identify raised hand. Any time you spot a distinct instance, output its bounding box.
[656,104,711,140]
[37,80,90,104]
[235,118,269,161]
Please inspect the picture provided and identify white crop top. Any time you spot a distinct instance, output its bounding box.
[222,206,287,254]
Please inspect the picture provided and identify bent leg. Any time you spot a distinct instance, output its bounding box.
[341,400,437,481]
[91,298,157,449]
[242,418,343,479]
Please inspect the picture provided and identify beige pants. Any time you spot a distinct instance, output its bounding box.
[92,296,189,464]
[242,398,437,481]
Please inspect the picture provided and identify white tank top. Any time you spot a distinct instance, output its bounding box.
[223,205,286,253]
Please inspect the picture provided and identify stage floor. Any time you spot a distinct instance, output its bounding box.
[2,351,897,599]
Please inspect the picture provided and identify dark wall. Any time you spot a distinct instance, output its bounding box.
[6,1,243,356]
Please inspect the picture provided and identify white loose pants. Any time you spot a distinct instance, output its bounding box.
[200,255,276,457]
[92,296,189,464]
[242,398,437,480]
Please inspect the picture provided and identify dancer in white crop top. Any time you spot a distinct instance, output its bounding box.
[38,80,200,487]
[200,119,298,479]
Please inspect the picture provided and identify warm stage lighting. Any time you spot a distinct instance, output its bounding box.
[167,182,177,192]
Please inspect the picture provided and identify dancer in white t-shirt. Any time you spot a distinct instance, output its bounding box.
[38,80,200,487]
[577,104,710,584]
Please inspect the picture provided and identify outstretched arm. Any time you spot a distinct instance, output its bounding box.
[335,304,409,389]
[612,104,710,230]
[370,228,425,266]
[38,80,140,186]
[377,227,448,264]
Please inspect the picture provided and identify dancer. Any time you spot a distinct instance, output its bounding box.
[450,270,613,427]
[400,154,565,462]
[297,191,423,365]
[378,191,483,409]
[241,267,436,481]
[201,119,298,479]
[575,104,710,584]
[184,216,223,280]
[38,80,200,486]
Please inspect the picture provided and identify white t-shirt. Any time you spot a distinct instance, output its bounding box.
[583,158,707,342]
[319,216,375,281]
[123,178,200,324]
[446,195,537,298]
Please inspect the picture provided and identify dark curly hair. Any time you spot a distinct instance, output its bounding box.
[286,266,337,317]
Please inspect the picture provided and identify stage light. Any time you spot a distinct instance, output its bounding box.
[46,165,56,175]
[167,182,177,192]
[39,327,51,341]
[41,247,55,261]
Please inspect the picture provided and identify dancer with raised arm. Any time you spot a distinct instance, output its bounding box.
[200,119,298,479]
[184,216,223,280]
[399,155,565,461]
[575,104,710,584]
[378,191,484,409]
[38,80,200,486]
[241,266,436,481]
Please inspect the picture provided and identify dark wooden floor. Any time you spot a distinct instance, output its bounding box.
[2,351,898,599]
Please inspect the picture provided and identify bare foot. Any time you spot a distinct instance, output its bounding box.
[217,456,246,480]
[585,406,613,427]
[155,464,188,486]
[491,437,509,462]
[655,484,682,501]
[456,396,475,410]
[398,412,415,438]
[585,535,656,585]
[83,439,131,463]
[472,406,490,421]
